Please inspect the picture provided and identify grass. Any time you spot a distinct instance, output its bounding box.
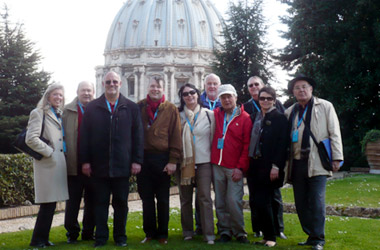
[244,174,380,208]
[0,208,380,250]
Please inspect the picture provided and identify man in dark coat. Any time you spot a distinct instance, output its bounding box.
[79,71,144,247]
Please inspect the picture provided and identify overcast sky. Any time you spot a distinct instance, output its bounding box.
[1,0,289,102]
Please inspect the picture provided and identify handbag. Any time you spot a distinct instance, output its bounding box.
[303,123,333,171]
[13,113,50,160]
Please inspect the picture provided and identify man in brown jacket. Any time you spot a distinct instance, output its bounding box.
[62,81,95,243]
[137,77,182,245]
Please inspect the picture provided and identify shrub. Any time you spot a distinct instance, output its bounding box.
[361,129,380,153]
[0,153,35,207]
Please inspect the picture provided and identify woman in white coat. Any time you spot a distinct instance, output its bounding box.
[26,83,69,247]
[176,83,215,244]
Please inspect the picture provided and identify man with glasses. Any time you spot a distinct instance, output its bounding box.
[285,74,343,250]
[79,71,144,247]
[243,76,287,240]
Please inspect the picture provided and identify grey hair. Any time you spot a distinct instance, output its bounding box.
[37,83,65,110]
[247,76,264,86]
[204,73,221,85]
[77,81,95,93]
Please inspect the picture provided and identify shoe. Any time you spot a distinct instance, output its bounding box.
[82,235,95,241]
[312,244,324,250]
[207,240,215,245]
[298,241,312,246]
[237,236,249,244]
[279,232,287,240]
[195,228,203,235]
[45,241,54,246]
[158,238,168,244]
[29,242,46,248]
[254,231,263,237]
[141,237,152,243]
[184,236,193,241]
[67,237,77,244]
[255,239,267,245]
[216,234,231,243]
[94,241,106,247]
[264,240,277,247]
[115,242,127,247]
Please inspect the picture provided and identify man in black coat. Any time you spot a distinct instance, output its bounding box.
[79,71,144,247]
[243,76,287,240]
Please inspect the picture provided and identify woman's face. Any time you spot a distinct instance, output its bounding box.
[258,91,274,113]
[182,86,198,108]
[48,89,64,108]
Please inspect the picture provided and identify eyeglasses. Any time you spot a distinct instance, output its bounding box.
[105,80,119,85]
[294,85,310,91]
[248,82,260,88]
[182,90,197,97]
[259,96,274,101]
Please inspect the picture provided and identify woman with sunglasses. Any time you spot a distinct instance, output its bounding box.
[176,83,215,244]
[247,86,288,247]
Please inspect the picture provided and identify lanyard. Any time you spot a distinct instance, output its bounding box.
[252,99,261,112]
[149,108,159,125]
[206,97,218,111]
[106,98,119,119]
[77,101,85,114]
[51,107,66,153]
[223,107,237,136]
[185,112,200,143]
[297,106,308,129]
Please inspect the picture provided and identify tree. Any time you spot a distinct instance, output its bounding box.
[213,0,272,103]
[278,0,380,167]
[0,6,50,153]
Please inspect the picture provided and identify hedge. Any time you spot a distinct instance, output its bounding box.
[0,153,34,207]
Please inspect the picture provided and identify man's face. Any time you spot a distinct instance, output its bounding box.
[205,76,220,100]
[293,80,313,104]
[247,78,264,100]
[102,72,121,97]
[77,82,94,105]
[148,79,164,101]
[220,93,237,112]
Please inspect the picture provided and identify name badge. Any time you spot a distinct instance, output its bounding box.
[217,138,224,149]
[292,130,299,142]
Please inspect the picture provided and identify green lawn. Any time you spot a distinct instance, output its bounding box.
[1,209,380,250]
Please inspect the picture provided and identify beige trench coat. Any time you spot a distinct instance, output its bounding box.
[26,107,69,203]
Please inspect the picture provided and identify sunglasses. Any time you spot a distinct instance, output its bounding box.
[105,80,119,85]
[259,96,274,101]
[182,90,197,97]
[248,82,261,88]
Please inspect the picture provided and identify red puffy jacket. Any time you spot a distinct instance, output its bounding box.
[211,105,252,172]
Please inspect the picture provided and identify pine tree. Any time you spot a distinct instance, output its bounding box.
[213,0,272,103]
[0,6,50,153]
[278,0,380,167]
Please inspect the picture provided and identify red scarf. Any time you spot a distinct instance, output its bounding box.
[146,94,165,125]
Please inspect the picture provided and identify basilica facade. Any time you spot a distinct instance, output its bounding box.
[95,0,224,103]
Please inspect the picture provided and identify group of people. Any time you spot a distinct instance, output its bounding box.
[25,71,343,250]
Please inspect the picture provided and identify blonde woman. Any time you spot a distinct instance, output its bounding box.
[26,83,68,247]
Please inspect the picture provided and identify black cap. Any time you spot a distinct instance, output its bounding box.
[288,74,316,94]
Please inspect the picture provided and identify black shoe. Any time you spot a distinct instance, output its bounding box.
[254,231,263,237]
[236,236,250,244]
[67,237,77,244]
[279,232,287,240]
[115,242,127,247]
[30,242,46,248]
[45,241,54,246]
[94,241,106,248]
[298,241,312,246]
[82,235,95,241]
[312,244,324,250]
[216,234,231,243]
[195,227,203,235]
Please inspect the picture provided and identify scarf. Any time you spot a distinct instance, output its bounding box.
[180,104,201,185]
[299,97,313,159]
[146,94,165,125]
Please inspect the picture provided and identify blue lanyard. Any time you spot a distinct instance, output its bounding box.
[77,101,85,114]
[223,107,237,136]
[149,108,159,125]
[252,99,260,112]
[185,112,200,143]
[106,99,118,119]
[297,106,308,129]
[206,97,218,111]
[51,107,66,153]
